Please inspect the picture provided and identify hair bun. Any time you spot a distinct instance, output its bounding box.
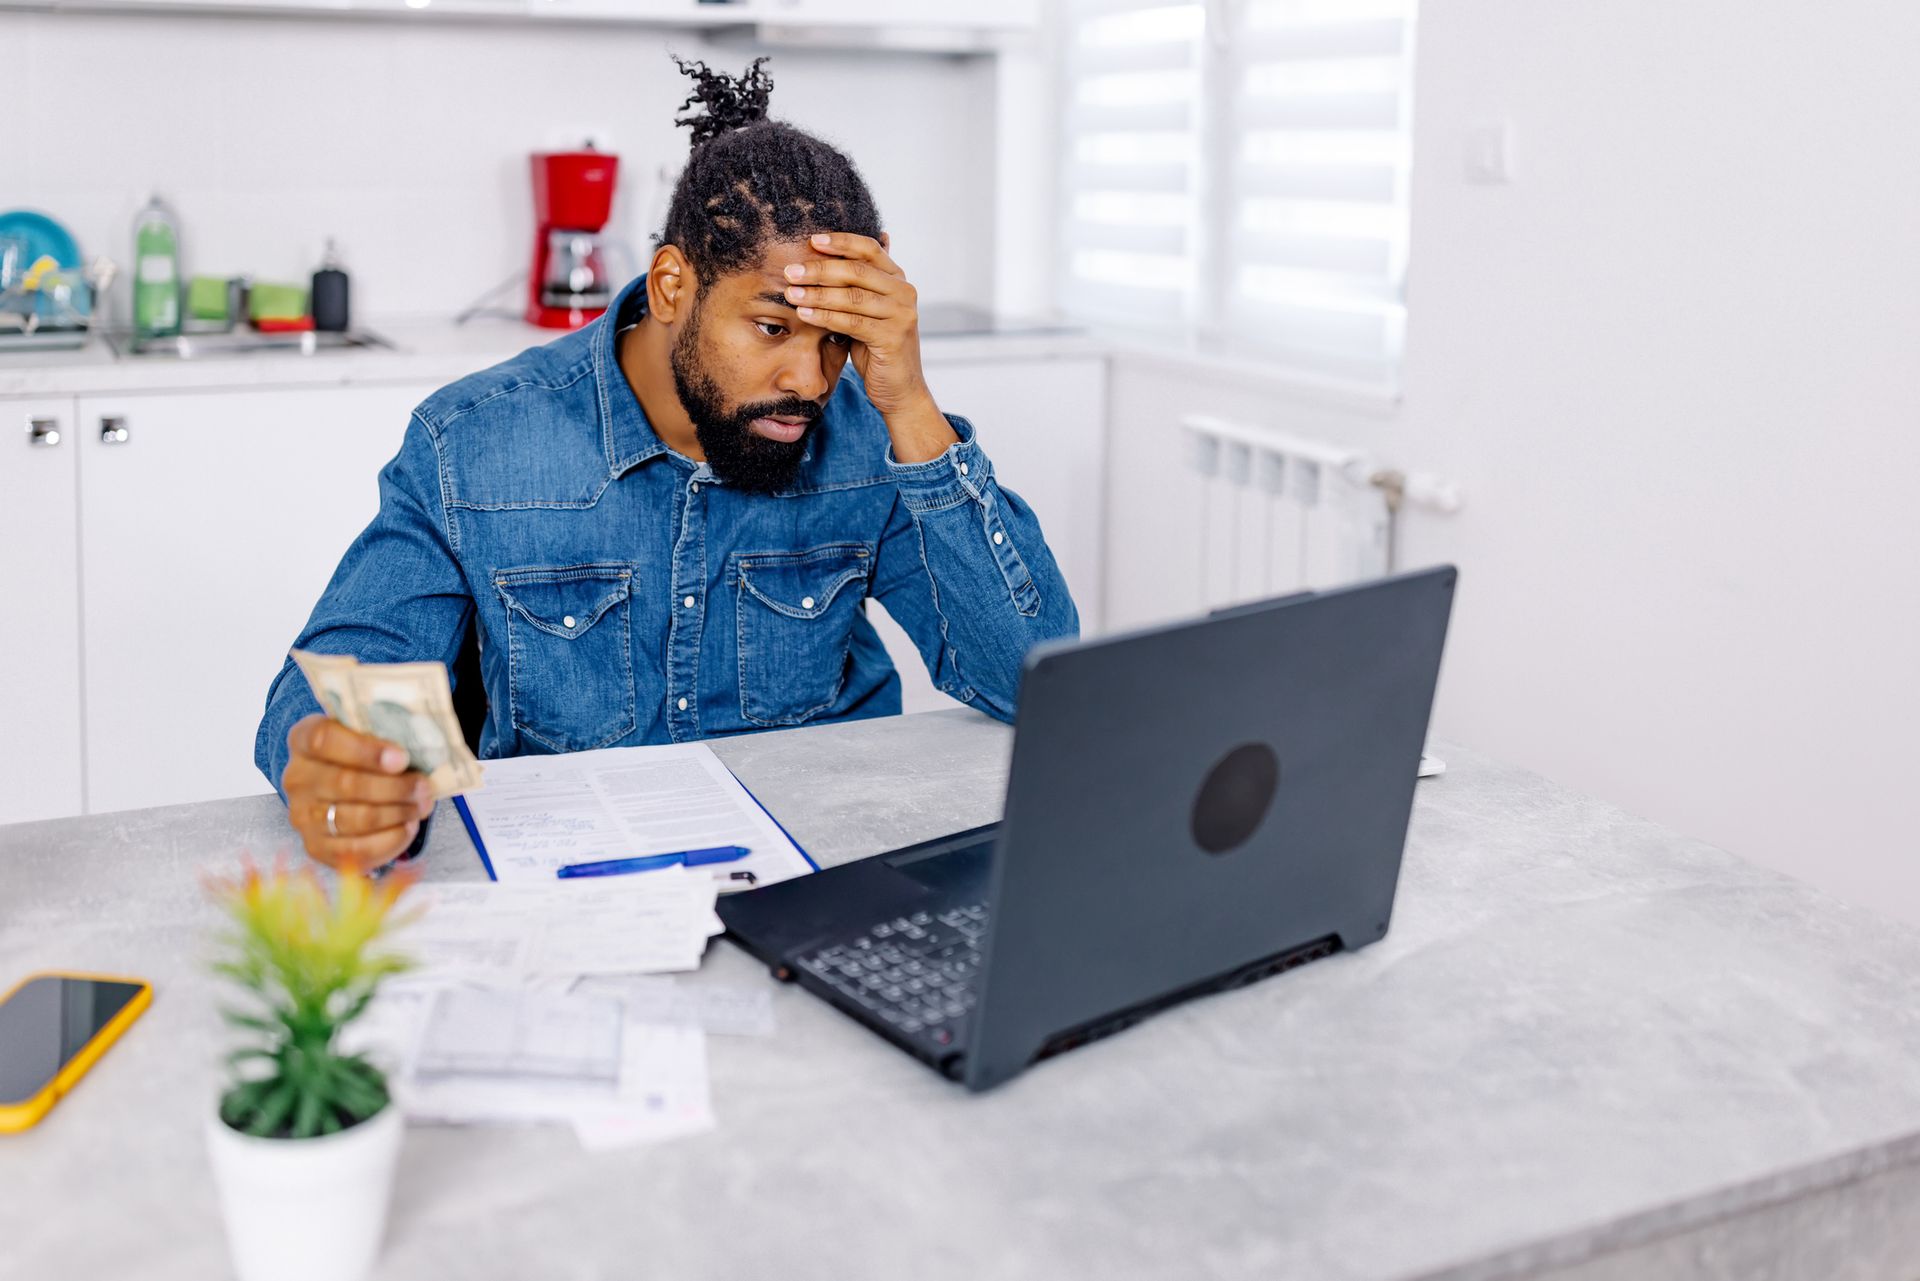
[673,56,775,146]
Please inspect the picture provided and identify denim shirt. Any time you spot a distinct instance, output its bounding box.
[255,277,1079,796]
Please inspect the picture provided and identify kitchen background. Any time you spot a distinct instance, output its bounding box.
[6,12,1003,318]
[4,0,1917,933]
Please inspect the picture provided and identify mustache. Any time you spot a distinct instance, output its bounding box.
[733,398,823,426]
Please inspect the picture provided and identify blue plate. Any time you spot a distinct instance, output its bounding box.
[0,209,83,272]
[0,210,89,326]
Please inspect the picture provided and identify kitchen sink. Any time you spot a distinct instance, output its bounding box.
[103,328,396,359]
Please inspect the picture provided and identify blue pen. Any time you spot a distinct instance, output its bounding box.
[556,845,752,879]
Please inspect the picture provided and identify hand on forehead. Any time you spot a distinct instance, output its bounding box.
[703,233,902,314]
[768,232,905,302]
[757,231,900,281]
[804,230,896,271]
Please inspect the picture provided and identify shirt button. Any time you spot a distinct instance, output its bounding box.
[690,481,701,493]
[562,615,577,628]
[801,596,815,610]
[677,697,689,712]
[683,595,696,608]
[992,531,1004,546]
[958,461,969,476]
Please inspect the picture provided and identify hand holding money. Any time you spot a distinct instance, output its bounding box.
[281,651,485,872]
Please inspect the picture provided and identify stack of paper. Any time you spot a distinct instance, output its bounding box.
[353,986,715,1151]
[351,872,741,1150]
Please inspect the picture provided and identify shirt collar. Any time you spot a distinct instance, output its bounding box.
[595,276,670,477]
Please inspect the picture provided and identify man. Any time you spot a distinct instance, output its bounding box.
[256,58,1079,870]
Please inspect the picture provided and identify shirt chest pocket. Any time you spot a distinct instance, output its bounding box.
[732,543,874,727]
[494,563,636,753]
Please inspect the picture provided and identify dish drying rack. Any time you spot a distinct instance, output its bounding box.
[0,258,116,353]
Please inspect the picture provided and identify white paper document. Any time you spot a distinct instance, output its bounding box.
[369,987,714,1149]
[399,873,723,984]
[414,987,624,1088]
[571,975,777,1039]
[570,1023,715,1152]
[456,742,814,891]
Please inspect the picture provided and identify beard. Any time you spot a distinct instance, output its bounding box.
[670,302,820,495]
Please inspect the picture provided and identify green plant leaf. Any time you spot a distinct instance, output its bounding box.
[324,1058,387,1120]
[220,1078,273,1128]
[335,987,379,1026]
[219,1008,285,1037]
[248,1080,299,1138]
[291,1086,324,1140]
[224,1076,271,1108]
[344,1055,388,1089]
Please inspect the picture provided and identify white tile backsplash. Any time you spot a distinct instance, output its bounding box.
[7,9,997,322]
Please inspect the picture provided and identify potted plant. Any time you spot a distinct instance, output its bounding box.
[203,859,417,1281]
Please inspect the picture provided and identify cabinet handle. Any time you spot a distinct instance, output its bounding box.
[100,417,130,445]
[26,416,61,448]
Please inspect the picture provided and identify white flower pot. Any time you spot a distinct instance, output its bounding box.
[204,1102,404,1281]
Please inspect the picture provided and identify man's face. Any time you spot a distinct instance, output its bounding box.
[670,240,855,494]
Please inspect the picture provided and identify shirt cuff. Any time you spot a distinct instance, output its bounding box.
[885,414,991,514]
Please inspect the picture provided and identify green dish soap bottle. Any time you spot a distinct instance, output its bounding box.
[133,196,181,339]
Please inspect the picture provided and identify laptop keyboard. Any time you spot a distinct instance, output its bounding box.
[795,903,989,1047]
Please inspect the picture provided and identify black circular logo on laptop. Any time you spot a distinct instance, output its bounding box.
[1191,743,1280,855]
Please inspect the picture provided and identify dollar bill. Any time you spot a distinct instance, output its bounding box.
[291,650,484,798]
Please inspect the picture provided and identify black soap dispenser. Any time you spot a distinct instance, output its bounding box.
[311,238,351,333]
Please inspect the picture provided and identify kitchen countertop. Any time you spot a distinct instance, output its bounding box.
[5,708,1920,1280]
[0,312,1108,399]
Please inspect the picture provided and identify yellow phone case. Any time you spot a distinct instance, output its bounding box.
[0,971,153,1134]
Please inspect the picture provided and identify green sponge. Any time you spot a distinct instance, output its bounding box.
[249,281,308,322]
[187,276,229,322]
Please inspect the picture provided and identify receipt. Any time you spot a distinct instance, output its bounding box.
[572,975,777,1038]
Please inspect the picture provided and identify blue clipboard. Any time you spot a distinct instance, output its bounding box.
[451,768,817,882]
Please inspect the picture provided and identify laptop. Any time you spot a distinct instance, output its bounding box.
[718,565,1457,1092]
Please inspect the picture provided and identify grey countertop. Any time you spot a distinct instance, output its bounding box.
[0,312,1106,399]
[4,708,1919,1280]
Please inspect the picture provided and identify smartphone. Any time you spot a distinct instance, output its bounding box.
[0,972,152,1134]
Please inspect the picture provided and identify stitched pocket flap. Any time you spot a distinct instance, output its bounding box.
[736,545,871,620]
[494,564,633,640]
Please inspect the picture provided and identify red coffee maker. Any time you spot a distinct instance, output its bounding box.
[527,148,620,329]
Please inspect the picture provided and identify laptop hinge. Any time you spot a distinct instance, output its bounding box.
[1032,933,1344,1065]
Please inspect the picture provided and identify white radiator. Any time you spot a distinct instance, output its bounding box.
[1182,414,1461,611]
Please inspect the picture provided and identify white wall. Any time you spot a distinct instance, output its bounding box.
[1105,0,1920,922]
[4,10,998,321]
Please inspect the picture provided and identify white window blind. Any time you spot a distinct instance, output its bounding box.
[1058,0,1207,324]
[1222,0,1414,385]
[1057,0,1418,392]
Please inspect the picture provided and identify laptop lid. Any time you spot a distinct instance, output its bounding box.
[962,565,1457,1091]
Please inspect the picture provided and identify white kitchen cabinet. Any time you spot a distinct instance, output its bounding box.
[75,383,440,814]
[0,398,85,824]
[923,356,1106,631]
[871,355,1108,713]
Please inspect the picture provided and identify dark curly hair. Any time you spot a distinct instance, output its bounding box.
[660,56,885,297]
